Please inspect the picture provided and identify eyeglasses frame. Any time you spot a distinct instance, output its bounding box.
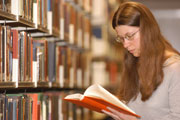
[115,29,139,43]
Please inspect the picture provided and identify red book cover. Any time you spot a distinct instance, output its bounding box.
[11,30,18,59]
[64,84,141,118]
[28,94,38,120]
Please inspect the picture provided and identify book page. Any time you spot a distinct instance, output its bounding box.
[84,84,135,114]
[64,93,83,100]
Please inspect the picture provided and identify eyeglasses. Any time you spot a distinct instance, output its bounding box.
[115,29,139,43]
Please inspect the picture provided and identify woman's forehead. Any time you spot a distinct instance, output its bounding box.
[115,25,139,35]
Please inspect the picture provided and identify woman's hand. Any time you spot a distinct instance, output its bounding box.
[102,107,139,120]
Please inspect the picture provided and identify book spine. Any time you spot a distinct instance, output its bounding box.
[11,0,19,15]
[24,32,28,82]
[19,32,24,82]
[48,42,55,83]
[44,41,48,82]
[69,5,75,44]
[32,61,38,87]
[58,96,63,120]
[33,2,38,26]
[11,30,19,86]
[27,35,32,82]
[6,27,11,82]
[30,38,33,84]
[77,13,83,47]
[0,26,2,82]
[48,98,51,120]
[59,65,64,88]
[47,11,52,34]
[3,26,7,82]
[59,0,64,40]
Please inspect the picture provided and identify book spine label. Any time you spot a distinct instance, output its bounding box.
[60,18,64,40]
[69,67,74,88]
[42,101,46,120]
[59,65,64,88]
[47,11,52,34]
[77,29,82,47]
[58,98,63,120]
[19,0,24,17]
[33,61,38,87]
[33,3,38,27]
[12,59,19,87]
[48,99,52,120]
[11,0,19,15]
[77,68,82,88]
[69,24,74,44]
[36,50,41,82]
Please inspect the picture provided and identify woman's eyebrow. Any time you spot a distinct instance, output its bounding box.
[119,32,131,37]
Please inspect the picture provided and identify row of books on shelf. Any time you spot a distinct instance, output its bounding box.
[0,0,92,49]
[0,0,91,16]
[0,91,92,120]
[91,60,121,87]
[0,25,91,88]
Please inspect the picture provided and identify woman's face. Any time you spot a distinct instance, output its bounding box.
[115,25,141,57]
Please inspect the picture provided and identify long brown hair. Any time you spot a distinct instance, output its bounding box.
[112,2,180,102]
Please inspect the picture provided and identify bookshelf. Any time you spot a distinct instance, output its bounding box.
[0,0,92,120]
[90,0,122,87]
[0,9,16,21]
[89,0,123,119]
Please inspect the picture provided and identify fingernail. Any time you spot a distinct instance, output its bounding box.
[107,107,112,110]
[102,109,108,113]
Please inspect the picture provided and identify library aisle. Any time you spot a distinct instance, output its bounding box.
[0,0,130,120]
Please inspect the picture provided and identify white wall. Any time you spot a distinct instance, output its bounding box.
[134,0,180,52]
[152,10,180,52]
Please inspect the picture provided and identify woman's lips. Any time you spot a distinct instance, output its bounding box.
[129,49,134,53]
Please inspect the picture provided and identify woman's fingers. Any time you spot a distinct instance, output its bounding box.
[107,107,121,115]
[106,107,124,119]
[106,107,138,120]
[102,109,121,120]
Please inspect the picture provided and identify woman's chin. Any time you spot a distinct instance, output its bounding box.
[132,52,140,57]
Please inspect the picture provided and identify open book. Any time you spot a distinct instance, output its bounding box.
[64,84,141,118]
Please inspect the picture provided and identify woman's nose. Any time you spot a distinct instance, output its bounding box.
[123,40,130,49]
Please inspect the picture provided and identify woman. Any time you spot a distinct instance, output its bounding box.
[102,1,180,120]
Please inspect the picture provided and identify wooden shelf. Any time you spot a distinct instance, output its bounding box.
[24,25,49,33]
[17,17,34,27]
[0,10,16,21]
[92,56,112,62]
[0,11,50,32]
[31,30,59,38]
[0,81,85,92]
[56,41,89,52]
[0,86,84,94]
[38,25,49,33]
[4,16,35,28]
[52,82,60,88]
[52,29,60,38]
[0,4,89,95]
[18,82,35,88]
[37,81,50,88]
[0,82,16,88]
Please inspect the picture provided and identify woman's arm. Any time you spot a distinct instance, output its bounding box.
[153,63,180,120]
[102,61,180,120]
